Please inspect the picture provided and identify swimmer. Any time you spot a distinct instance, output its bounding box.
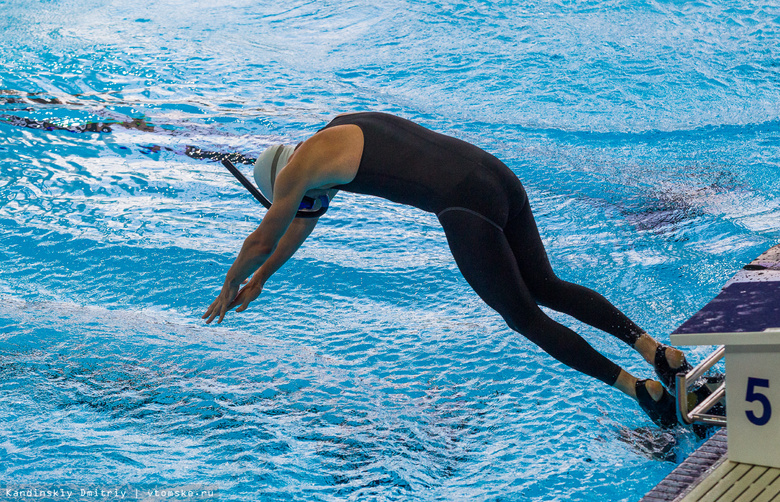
[202,112,694,427]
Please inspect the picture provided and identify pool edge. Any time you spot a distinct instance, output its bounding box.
[640,428,728,502]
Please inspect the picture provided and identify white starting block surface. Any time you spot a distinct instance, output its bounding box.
[672,329,780,469]
[642,244,780,501]
[671,244,780,469]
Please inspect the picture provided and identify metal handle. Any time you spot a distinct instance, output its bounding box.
[676,345,727,426]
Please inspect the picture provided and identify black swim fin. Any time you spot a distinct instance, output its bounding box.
[636,379,679,428]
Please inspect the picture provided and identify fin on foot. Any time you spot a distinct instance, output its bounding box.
[636,379,679,428]
[654,344,693,391]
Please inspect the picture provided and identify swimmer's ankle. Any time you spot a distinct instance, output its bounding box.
[643,379,665,402]
[614,370,638,398]
[633,332,659,364]
[635,333,686,371]
[663,346,686,371]
[619,372,665,403]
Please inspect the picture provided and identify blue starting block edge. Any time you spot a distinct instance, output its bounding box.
[641,243,780,501]
[674,245,780,336]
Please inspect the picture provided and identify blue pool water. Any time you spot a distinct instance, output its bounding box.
[1,1,779,500]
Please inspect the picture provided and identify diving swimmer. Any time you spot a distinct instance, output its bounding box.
[202,112,695,427]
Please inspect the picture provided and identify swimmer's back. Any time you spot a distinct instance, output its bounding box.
[326,112,525,225]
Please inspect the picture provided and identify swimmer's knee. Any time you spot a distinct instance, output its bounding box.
[502,308,549,338]
[528,277,572,310]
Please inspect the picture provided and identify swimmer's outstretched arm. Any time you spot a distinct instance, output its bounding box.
[228,216,319,313]
[202,180,309,324]
[202,126,362,324]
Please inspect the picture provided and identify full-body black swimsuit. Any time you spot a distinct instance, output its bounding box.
[325,112,643,386]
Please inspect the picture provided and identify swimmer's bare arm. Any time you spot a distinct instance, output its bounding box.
[250,189,338,292]
[228,216,319,313]
[250,188,338,293]
[202,175,312,324]
[202,124,361,324]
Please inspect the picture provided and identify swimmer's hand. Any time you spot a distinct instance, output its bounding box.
[202,213,319,324]
[202,278,261,324]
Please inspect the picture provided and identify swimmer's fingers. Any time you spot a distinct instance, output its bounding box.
[201,299,221,324]
[233,280,263,313]
[202,282,240,324]
[202,297,228,324]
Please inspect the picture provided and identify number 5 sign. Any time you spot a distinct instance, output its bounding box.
[727,342,780,468]
[671,330,780,469]
[745,377,772,427]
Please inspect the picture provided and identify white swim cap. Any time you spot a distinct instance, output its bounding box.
[253,144,296,203]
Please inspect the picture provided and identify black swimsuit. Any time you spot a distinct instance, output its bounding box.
[321,112,643,386]
[326,112,525,229]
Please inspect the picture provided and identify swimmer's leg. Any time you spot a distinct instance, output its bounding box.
[438,208,677,424]
[502,201,690,381]
[439,208,624,387]
[503,202,643,344]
